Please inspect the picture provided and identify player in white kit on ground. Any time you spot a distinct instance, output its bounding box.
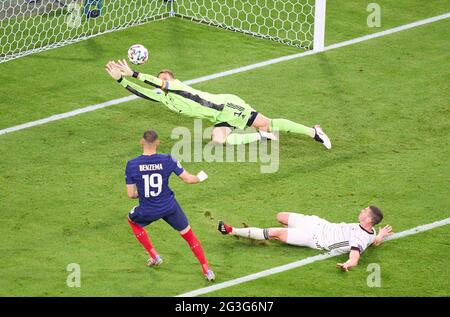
[218,206,393,271]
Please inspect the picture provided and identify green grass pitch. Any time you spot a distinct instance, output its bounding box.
[0,0,449,296]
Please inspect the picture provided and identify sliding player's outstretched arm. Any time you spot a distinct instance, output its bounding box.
[372,225,393,246]
[105,61,162,102]
[337,250,361,272]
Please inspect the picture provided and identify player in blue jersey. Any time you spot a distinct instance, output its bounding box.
[125,129,215,281]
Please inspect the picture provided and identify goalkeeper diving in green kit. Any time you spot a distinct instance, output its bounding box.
[105,60,331,148]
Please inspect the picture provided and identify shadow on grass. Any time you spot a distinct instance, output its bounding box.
[29,37,104,62]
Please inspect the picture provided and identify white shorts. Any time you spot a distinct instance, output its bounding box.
[286,213,328,250]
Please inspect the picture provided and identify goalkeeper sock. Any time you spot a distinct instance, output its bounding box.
[181,228,210,274]
[270,118,315,137]
[226,132,261,145]
[128,219,159,259]
[231,227,270,240]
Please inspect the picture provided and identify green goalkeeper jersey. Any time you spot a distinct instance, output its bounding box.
[118,73,256,129]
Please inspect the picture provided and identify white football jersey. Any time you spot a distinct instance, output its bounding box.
[318,222,376,254]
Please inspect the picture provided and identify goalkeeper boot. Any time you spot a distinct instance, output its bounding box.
[205,270,216,282]
[218,221,232,235]
[259,130,278,141]
[313,124,332,149]
[147,255,163,267]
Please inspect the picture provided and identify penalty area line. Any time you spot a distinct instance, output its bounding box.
[176,217,450,297]
[0,12,449,136]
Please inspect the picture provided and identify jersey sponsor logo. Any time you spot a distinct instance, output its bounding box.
[226,102,245,112]
[139,163,163,171]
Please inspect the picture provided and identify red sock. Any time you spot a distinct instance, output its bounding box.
[224,223,233,234]
[128,219,158,259]
[181,229,210,274]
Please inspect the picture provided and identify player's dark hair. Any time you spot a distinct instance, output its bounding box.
[157,69,175,79]
[142,129,159,144]
[369,205,383,225]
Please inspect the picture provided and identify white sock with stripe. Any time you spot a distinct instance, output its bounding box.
[231,227,269,240]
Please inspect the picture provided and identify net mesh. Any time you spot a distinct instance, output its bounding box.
[0,0,316,64]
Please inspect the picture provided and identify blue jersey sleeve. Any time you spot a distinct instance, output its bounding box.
[170,156,184,176]
[125,161,135,184]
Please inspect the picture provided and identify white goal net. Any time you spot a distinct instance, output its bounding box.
[0,0,325,64]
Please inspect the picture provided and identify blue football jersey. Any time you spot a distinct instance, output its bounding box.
[125,154,184,213]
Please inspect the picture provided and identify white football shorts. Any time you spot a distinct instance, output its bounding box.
[286,213,328,250]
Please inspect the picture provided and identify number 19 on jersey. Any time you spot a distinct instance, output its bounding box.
[142,174,162,197]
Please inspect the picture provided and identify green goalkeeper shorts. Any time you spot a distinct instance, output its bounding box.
[215,95,257,130]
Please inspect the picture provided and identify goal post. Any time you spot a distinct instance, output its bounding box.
[313,0,326,52]
[0,0,327,64]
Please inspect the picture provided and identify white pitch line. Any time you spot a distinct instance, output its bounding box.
[324,12,450,51]
[0,95,138,135]
[177,217,450,297]
[1,12,449,136]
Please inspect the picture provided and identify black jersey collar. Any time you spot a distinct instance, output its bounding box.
[359,225,375,234]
